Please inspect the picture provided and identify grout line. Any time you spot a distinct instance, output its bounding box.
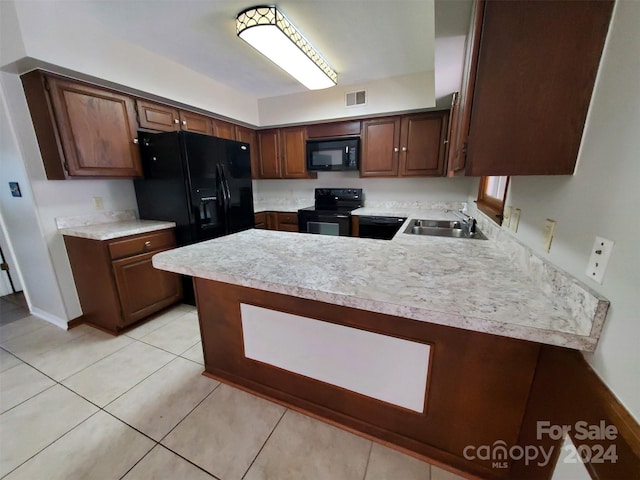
[362,441,374,480]
[134,336,201,358]
[240,407,288,480]
[117,443,158,480]
[0,313,221,478]
[55,336,142,383]
[117,444,223,480]
[156,380,223,445]
[0,382,58,416]
[99,353,180,410]
[0,408,102,478]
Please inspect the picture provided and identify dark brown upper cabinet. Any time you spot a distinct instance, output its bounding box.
[361,112,449,177]
[21,71,142,179]
[136,99,180,132]
[455,0,614,176]
[306,120,361,139]
[256,127,316,179]
[137,99,215,136]
[235,125,259,179]
[361,117,402,177]
[213,119,236,140]
[178,110,212,135]
[399,112,449,177]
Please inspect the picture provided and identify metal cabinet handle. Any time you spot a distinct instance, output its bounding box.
[133,138,139,144]
[144,241,152,247]
[394,147,399,152]
[402,147,407,152]
[182,120,187,126]
[174,118,179,124]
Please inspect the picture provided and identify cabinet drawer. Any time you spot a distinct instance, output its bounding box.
[277,212,298,225]
[108,229,176,260]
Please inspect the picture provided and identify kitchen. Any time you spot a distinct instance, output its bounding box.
[0,1,639,479]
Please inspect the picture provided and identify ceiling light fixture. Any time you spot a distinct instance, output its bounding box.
[236,5,337,90]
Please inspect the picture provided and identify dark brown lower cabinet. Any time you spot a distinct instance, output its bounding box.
[64,229,182,333]
[254,212,298,232]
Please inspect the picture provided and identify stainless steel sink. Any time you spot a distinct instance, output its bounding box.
[403,219,488,240]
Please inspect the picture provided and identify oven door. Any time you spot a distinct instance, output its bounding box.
[299,211,351,236]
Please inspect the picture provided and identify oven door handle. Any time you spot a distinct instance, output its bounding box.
[335,215,349,218]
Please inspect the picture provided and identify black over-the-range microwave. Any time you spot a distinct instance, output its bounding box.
[306,137,359,172]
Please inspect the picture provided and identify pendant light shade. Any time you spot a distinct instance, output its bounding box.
[236,6,337,90]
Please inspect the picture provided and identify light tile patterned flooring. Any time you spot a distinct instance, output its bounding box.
[0,305,466,480]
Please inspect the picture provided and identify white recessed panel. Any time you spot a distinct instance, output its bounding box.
[240,303,430,413]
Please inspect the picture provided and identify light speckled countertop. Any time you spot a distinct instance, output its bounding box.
[60,220,176,241]
[153,221,608,351]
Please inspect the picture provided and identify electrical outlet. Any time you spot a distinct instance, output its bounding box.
[542,219,556,253]
[503,206,512,228]
[511,208,521,233]
[585,236,614,284]
[93,196,104,210]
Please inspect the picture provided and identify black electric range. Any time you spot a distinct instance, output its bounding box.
[298,188,363,236]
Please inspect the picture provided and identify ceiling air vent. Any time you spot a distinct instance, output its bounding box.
[345,90,367,107]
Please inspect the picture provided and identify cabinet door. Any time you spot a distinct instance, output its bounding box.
[466,0,613,175]
[266,212,278,230]
[213,119,236,140]
[281,127,309,179]
[136,99,180,132]
[112,249,182,326]
[276,212,299,232]
[236,126,258,179]
[447,0,484,176]
[257,129,281,178]
[360,117,401,177]
[399,112,448,177]
[254,212,267,229]
[47,77,142,177]
[179,111,213,135]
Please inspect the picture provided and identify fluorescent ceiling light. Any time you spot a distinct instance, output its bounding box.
[236,6,337,90]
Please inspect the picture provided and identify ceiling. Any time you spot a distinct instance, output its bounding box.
[57,0,472,100]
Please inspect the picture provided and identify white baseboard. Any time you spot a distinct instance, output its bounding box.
[29,307,69,330]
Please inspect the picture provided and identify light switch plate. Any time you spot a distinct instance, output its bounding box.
[585,236,614,284]
[542,219,555,253]
[511,208,521,233]
[503,206,512,228]
[9,182,21,197]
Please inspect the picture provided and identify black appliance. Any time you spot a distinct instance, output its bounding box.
[306,137,359,171]
[358,216,407,240]
[134,130,255,303]
[298,188,363,236]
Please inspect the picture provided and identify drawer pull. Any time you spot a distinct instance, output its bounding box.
[144,241,152,248]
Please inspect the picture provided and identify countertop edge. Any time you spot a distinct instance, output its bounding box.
[152,254,598,352]
[60,222,176,241]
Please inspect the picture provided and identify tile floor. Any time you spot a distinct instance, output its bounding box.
[0,293,29,327]
[0,304,467,480]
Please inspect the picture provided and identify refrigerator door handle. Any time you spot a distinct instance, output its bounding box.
[216,163,230,234]
[220,164,232,207]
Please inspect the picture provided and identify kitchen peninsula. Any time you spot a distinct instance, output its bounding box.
[152,217,609,478]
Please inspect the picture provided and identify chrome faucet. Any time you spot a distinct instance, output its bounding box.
[448,208,477,235]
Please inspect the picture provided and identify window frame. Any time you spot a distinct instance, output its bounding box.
[476,176,510,225]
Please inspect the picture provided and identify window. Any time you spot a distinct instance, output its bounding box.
[477,176,509,225]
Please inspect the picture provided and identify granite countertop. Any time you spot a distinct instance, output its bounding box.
[254,202,310,213]
[60,220,176,241]
[153,225,608,351]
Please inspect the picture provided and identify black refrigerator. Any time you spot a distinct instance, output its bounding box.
[134,130,255,303]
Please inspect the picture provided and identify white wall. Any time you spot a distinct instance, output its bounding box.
[468,0,640,420]
[255,172,473,206]
[0,79,68,326]
[258,72,436,127]
[0,71,140,322]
